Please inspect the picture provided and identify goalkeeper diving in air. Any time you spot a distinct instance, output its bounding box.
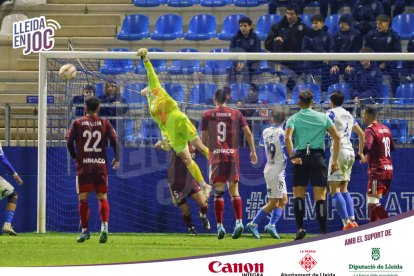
[137,48,212,200]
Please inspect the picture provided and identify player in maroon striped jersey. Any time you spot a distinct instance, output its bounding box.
[66,96,120,243]
[201,88,257,239]
[156,140,210,235]
[361,105,395,222]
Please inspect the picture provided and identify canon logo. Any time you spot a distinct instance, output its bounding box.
[208,261,264,274]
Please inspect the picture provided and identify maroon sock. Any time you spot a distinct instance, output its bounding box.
[99,199,110,223]
[214,198,224,224]
[231,196,243,220]
[79,200,89,229]
[199,203,208,216]
[373,204,388,220]
[182,215,193,228]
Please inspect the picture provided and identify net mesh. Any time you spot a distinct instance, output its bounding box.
[44,52,414,233]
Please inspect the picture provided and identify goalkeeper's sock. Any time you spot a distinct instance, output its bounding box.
[214,197,224,224]
[99,199,110,223]
[269,207,283,226]
[231,196,243,220]
[79,200,90,229]
[187,160,204,185]
[202,147,209,159]
[251,208,269,226]
[182,214,193,228]
[5,210,15,224]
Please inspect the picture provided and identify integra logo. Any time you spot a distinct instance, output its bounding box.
[208,261,264,276]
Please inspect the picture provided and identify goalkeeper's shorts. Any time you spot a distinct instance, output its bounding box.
[166,110,198,153]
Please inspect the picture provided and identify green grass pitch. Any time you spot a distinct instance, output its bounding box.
[0,232,303,266]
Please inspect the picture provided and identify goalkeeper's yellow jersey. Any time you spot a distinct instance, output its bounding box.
[144,59,179,138]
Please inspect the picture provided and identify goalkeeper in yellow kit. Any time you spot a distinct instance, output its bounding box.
[137,48,212,200]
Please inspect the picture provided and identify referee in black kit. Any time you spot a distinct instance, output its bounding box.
[285,91,340,240]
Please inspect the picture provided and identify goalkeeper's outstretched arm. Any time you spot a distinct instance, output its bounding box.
[137,48,162,94]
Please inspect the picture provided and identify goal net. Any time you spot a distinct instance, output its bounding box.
[38,51,414,234]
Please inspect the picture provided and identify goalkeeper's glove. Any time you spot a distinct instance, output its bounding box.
[137,48,149,61]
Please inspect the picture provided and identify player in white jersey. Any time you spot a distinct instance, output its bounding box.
[0,142,24,235]
[246,107,287,239]
[326,92,365,230]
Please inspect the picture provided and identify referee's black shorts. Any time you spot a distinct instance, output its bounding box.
[292,149,327,187]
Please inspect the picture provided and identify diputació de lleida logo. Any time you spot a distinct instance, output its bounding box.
[371,248,380,261]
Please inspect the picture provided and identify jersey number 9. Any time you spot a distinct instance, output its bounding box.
[217,122,226,142]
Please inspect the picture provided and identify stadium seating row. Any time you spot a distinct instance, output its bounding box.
[133,0,265,8]
[92,81,414,105]
[116,13,414,41]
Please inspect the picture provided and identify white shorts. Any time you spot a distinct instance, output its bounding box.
[0,176,14,200]
[264,164,287,199]
[328,148,355,182]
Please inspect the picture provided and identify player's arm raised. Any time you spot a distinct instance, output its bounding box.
[352,123,366,163]
[137,48,162,96]
[241,126,257,164]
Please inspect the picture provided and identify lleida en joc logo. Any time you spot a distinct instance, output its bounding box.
[208,261,264,276]
[13,16,61,55]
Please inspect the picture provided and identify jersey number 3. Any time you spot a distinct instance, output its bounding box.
[83,130,102,152]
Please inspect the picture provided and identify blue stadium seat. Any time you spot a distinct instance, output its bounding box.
[202,48,232,75]
[256,14,282,41]
[300,14,312,28]
[395,83,414,104]
[292,83,322,103]
[167,0,194,7]
[99,48,134,75]
[168,48,201,75]
[392,14,414,40]
[218,14,247,40]
[189,83,217,104]
[151,14,183,40]
[95,83,104,98]
[379,82,391,104]
[133,0,162,7]
[325,14,340,34]
[116,14,149,41]
[251,48,272,75]
[233,0,259,7]
[124,119,136,143]
[383,119,407,143]
[230,83,250,101]
[135,48,167,74]
[259,83,287,104]
[184,14,217,41]
[327,83,352,102]
[124,83,147,103]
[137,119,161,144]
[163,83,185,102]
[200,0,227,7]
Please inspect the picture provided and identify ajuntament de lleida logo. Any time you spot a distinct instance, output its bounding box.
[371,248,380,261]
